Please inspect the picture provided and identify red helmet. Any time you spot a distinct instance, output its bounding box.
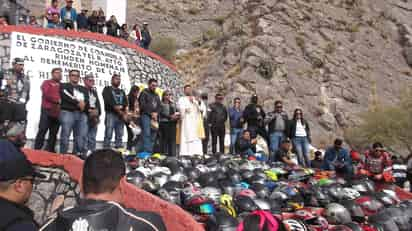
[350,150,361,162]
[355,196,384,216]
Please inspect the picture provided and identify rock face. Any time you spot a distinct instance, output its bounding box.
[128,0,412,146]
[28,166,80,224]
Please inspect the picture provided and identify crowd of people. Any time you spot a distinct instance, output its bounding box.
[1,56,412,190]
[0,0,152,49]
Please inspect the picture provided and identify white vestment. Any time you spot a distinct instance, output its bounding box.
[178,96,203,156]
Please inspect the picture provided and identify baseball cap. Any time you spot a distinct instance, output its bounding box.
[84,73,95,80]
[13,57,24,65]
[0,140,45,181]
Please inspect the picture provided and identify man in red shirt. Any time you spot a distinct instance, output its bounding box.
[34,68,62,153]
[359,142,393,181]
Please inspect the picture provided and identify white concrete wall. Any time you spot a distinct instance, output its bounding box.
[92,0,127,25]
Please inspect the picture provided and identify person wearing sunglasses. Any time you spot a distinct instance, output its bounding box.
[267,100,289,162]
[359,142,393,181]
[0,139,45,231]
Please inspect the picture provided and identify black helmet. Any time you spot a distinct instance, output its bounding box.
[219,179,236,197]
[162,157,182,174]
[348,178,375,194]
[190,155,203,166]
[250,183,270,199]
[126,170,145,188]
[199,172,218,187]
[240,170,254,180]
[234,195,258,213]
[184,167,201,182]
[214,170,227,181]
[162,180,184,192]
[179,156,193,168]
[227,170,242,184]
[157,187,181,205]
[248,174,267,185]
[141,179,159,193]
[205,211,238,231]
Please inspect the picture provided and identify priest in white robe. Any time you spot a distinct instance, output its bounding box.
[178,85,204,156]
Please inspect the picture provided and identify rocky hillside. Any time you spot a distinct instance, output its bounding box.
[130,0,412,146]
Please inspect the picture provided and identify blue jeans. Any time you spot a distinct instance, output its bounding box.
[103,112,124,148]
[141,114,157,153]
[269,131,285,161]
[230,128,243,154]
[87,124,98,152]
[59,110,88,154]
[292,136,310,167]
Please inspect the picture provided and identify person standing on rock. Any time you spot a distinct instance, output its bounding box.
[84,74,101,154]
[288,108,311,167]
[138,79,161,153]
[34,68,62,153]
[102,74,127,149]
[243,94,267,141]
[267,100,289,162]
[178,85,204,156]
[59,70,89,156]
[209,93,228,154]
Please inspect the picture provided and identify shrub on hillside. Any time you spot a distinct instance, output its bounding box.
[150,36,177,61]
[344,89,412,153]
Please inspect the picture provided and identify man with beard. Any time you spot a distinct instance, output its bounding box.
[242,94,267,144]
[0,139,45,231]
[138,78,161,153]
[102,74,127,149]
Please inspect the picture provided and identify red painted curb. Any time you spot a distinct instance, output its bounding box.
[23,149,204,231]
[0,25,178,72]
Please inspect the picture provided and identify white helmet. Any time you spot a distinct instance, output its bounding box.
[341,187,361,200]
[282,219,308,231]
[325,203,352,225]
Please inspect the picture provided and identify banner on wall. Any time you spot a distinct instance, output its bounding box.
[10,32,130,141]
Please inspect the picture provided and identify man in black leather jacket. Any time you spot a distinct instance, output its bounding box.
[40,149,167,231]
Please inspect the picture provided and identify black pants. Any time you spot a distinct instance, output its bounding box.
[159,122,176,156]
[34,108,60,153]
[202,122,210,155]
[211,125,225,154]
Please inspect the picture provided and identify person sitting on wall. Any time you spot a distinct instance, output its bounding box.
[40,149,167,231]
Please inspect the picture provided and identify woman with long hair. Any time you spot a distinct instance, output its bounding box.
[106,15,120,37]
[97,8,106,33]
[88,10,98,32]
[159,90,179,156]
[126,86,141,151]
[288,108,311,167]
[120,23,130,41]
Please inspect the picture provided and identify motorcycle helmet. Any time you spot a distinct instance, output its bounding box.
[253,198,271,210]
[325,183,344,202]
[205,211,238,231]
[199,172,217,187]
[162,180,184,192]
[355,196,384,216]
[179,156,193,168]
[237,189,257,199]
[227,169,242,184]
[220,194,237,218]
[234,195,258,213]
[340,199,365,222]
[152,172,169,187]
[248,174,267,185]
[157,188,181,205]
[185,195,216,215]
[340,187,361,201]
[368,210,400,231]
[325,203,352,225]
[250,183,270,199]
[169,171,188,183]
[181,183,202,201]
[282,219,308,231]
[241,169,254,181]
[373,191,398,207]
[126,170,145,188]
[349,178,376,194]
[184,167,201,182]
[195,164,210,174]
[141,179,159,193]
[344,222,364,231]
[214,170,227,181]
[202,186,222,204]
[162,157,182,174]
